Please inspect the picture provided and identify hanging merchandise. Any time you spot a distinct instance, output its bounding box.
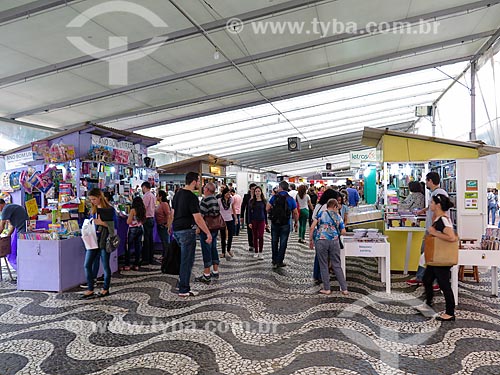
[48,143,76,163]
[9,172,21,191]
[36,166,56,194]
[31,140,50,162]
[0,172,13,192]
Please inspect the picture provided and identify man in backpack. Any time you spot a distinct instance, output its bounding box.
[266,181,298,268]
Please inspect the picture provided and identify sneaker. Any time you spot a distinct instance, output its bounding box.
[210,271,219,279]
[194,274,211,284]
[277,263,287,268]
[80,279,97,289]
[249,247,254,252]
[228,251,234,258]
[272,263,278,269]
[258,254,264,260]
[433,284,441,292]
[253,253,259,258]
[406,278,422,286]
[178,290,199,297]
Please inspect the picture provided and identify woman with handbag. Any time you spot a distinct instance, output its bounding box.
[309,198,348,295]
[155,190,171,259]
[417,194,457,321]
[81,188,115,299]
[219,187,236,258]
[248,186,268,260]
[124,197,146,271]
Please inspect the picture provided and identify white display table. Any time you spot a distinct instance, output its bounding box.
[451,249,500,305]
[385,226,426,275]
[342,238,391,293]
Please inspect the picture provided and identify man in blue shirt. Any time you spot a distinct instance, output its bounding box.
[266,181,298,268]
[0,199,29,234]
[346,180,360,207]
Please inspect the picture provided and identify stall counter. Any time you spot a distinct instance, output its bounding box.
[17,237,118,292]
[384,227,426,274]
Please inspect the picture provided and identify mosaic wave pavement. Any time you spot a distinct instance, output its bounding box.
[1,229,500,374]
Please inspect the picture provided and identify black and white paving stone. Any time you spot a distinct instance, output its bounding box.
[1,229,500,374]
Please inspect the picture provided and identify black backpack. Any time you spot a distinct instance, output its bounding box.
[271,194,291,225]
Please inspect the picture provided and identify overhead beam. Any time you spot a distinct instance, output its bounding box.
[0,0,327,88]
[93,42,480,129]
[11,0,498,118]
[0,0,79,24]
[0,117,61,133]
[472,26,500,63]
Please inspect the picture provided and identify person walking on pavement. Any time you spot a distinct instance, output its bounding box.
[231,189,242,236]
[407,172,448,290]
[141,181,158,265]
[266,180,298,268]
[195,182,220,284]
[241,183,257,251]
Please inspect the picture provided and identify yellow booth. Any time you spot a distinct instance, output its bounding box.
[362,127,500,273]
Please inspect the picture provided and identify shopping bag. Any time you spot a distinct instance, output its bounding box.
[81,219,98,250]
[161,239,181,275]
[424,235,459,266]
[0,236,11,257]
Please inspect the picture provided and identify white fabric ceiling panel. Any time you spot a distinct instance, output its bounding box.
[68,0,191,40]
[0,47,49,79]
[185,69,259,94]
[20,94,149,126]
[177,0,293,24]
[0,7,95,66]
[388,40,487,71]
[224,6,319,55]
[1,74,106,114]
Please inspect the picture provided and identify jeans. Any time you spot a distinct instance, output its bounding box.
[84,249,111,291]
[142,218,155,264]
[488,203,497,225]
[299,208,309,240]
[316,239,347,291]
[157,224,170,257]
[313,254,321,280]
[220,219,235,254]
[251,220,266,253]
[200,230,219,268]
[174,229,197,294]
[234,214,241,235]
[423,265,455,316]
[126,226,143,266]
[271,223,290,265]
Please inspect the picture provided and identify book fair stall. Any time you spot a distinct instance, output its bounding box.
[0,124,161,292]
[361,127,500,280]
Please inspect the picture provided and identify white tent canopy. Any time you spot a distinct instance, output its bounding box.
[1,0,499,174]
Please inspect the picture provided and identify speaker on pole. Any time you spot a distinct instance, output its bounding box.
[287,137,301,151]
[326,163,332,170]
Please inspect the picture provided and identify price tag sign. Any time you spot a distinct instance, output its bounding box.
[25,198,39,217]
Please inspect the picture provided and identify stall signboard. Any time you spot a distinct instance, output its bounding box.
[466,179,478,191]
[25,198,39,217]
[349,149,377,168]
[464,191,478,209]
[5,151,34,169]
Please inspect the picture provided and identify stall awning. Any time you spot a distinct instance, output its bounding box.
[361,127,500,162]
[0,123,162,157]
[158,154,234,173]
